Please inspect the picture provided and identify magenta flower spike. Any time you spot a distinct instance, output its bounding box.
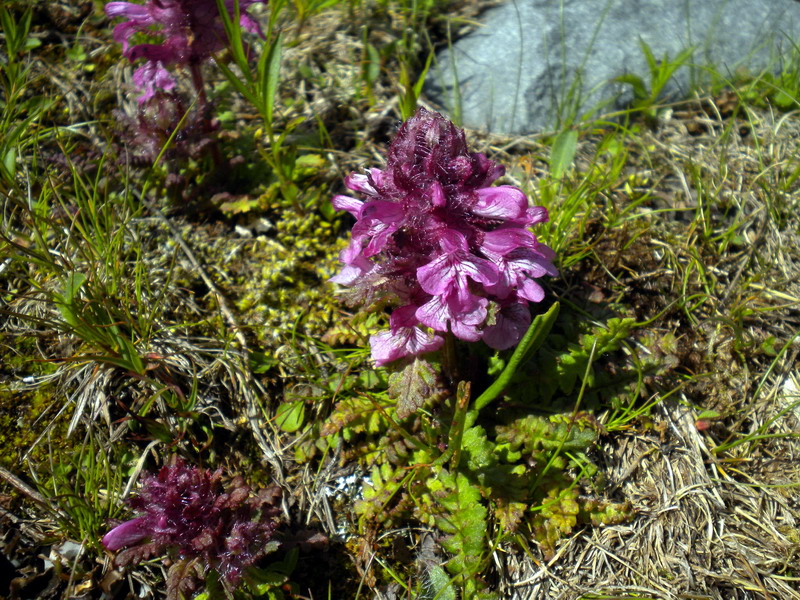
[331,108,558,365]
[105,0,265,102]
[102,459,280,584]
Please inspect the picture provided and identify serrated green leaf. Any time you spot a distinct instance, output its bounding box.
[294,153,325,169]
[495,414,597,460]
[495,500,527,532]
[430,470,488,589]
[218,196,262,215]
[460,426,495,471]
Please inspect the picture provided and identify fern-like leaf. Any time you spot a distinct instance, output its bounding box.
[495,414,597,464]
[428,469,491,597]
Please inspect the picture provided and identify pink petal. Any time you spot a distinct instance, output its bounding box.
[415,292,486,341]
[370,327,444,366]
[329,254,372,285]
[481,228,537,255]
[416,253,457,295]
[517,277,545,302]
[389,304,421,329]
[105,2,150,19]
[527,205,549,225]
[132,61,176,103]
[239,14,263,35]
[483,302,531,350]
[417,230,498,296]
[352,201,405,257]
[102,517,148,551]
[338,240,365,266]
[332,195,364,217]
[472,186,528,220]
[345,170,383,195]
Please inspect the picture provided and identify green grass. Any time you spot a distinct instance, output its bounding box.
[2,0,800,598]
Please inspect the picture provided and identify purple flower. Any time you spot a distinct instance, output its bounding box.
[103,459,280,584]
[370,305,444,366]
[105,0,264,102]
[332,108,557,364]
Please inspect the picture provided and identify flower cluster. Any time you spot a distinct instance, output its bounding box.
[105,0,264,102]
[332,108,557,365]
[103,459,281,584]
[114,92,218,168]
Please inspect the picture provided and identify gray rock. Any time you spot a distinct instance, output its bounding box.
[424,0,800,134]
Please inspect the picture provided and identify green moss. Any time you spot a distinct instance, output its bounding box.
[0,333,59,375]
[0,331,71,470]
[0,384,71,471]
[231,209,344,345]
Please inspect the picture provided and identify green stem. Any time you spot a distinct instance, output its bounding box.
[472,302,560,412]
[441,330,459,386]
[433,380,471,468]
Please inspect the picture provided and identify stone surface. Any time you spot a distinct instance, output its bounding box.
[424,0,800,134]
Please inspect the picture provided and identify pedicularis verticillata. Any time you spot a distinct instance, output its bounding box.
[103,460,281,585]
[332,108,558,366]
[105,0,265,102]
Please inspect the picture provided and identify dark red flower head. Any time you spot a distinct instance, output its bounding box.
[103,459,280,584]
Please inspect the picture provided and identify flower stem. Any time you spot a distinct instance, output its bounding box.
[441,330,459,387]
[188,64,223,169]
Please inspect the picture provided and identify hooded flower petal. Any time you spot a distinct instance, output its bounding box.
[471,186,529,221]
[132,61,177,103]
[352,200,405,257]
[345,169,385,195]
[331,195,364,218]
[329,253,373,285]
[526,205,549,226]
[416,290,486,341]
[481,227,537,256]
[417,230,498,297]
[482,301,531,350]
[105,2,150,18]
[485,246,559,302]
[370,327,444,366]
[102,517,149,551]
